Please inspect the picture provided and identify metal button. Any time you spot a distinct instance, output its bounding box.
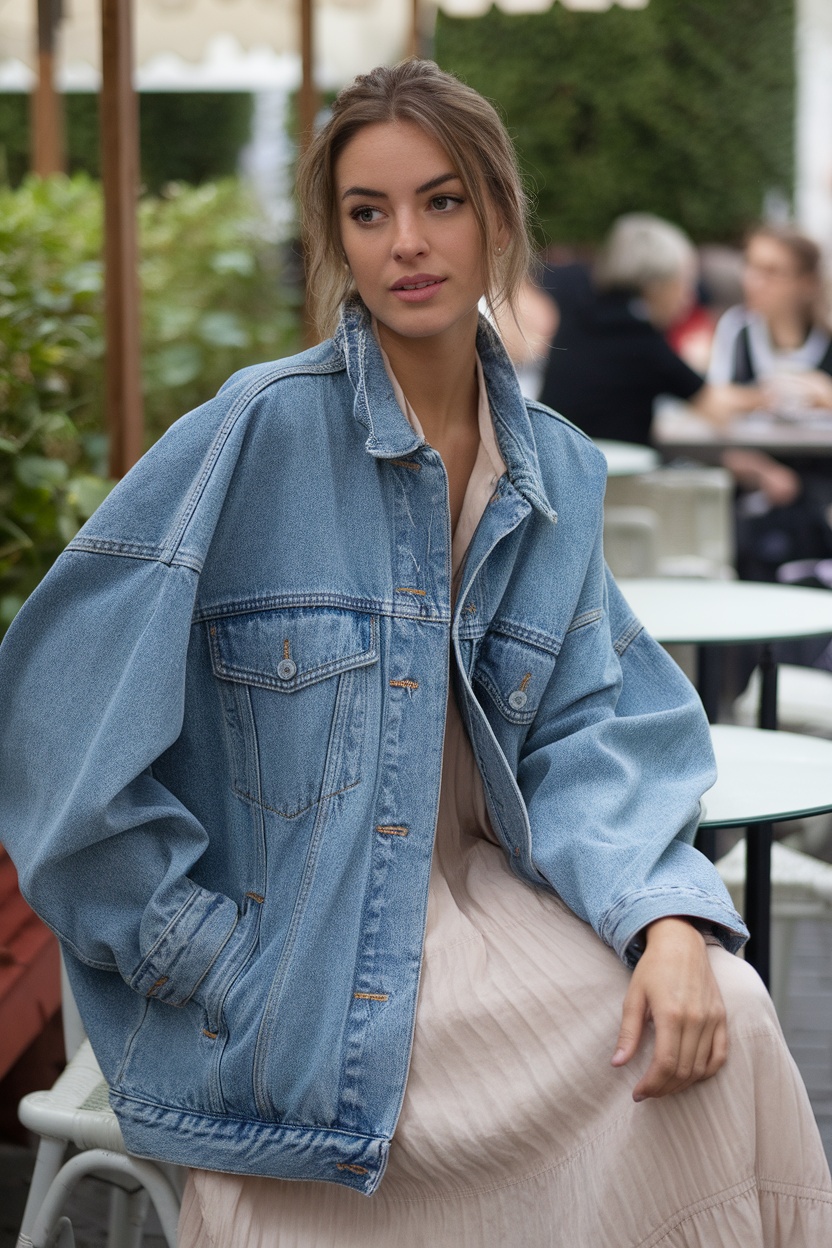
[508,689,528,711]
[277,659,297,680]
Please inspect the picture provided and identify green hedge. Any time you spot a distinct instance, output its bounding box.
[0,92,253,191]
[435,0,794,246]
[0,174,301,628]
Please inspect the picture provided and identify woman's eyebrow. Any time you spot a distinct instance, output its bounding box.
[340,172,461,202]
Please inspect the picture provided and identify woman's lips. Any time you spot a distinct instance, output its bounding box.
[390,277,446,303]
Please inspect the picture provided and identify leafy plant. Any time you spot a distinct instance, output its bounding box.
[0,174,301,630]
[0,175,108,627]
[138,179,302,444]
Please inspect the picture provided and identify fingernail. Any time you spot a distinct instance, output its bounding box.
[611,1048,626,1065]
[633,1093,646,1103]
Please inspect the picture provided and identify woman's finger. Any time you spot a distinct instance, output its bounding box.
[611,979,648,1068]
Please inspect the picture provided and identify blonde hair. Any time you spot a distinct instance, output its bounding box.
[594,213,697,294]
[296,59,533,338]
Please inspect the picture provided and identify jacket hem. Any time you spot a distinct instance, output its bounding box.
[110,1090,389,1195]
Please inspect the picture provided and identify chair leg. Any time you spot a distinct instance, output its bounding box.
[21,1150,180,1248]
[107,1186,149,1248]
[17,1137,68,1244]
[45,1218,75,1248]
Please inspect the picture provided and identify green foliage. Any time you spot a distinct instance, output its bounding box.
[0,92,253,191]
[435,0,795,247]
[0,174,301,628]
[138,179,302,444]
[0,175,108,626]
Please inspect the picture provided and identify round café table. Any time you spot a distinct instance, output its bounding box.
[701,726,832,983]
[594,440,659,477]
[653,398,832,461]
[618,578,832,729]
[619,578,832,881]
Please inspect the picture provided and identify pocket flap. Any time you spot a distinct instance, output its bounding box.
[209,607,377,692]
[473,630,557,723]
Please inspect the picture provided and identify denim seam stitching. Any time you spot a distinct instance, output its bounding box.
[194,594,451,624]
[160,356,346,565]
[613,618,644,655]
[486,619,561,654]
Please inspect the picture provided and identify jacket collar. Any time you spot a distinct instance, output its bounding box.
[335,298,557,523]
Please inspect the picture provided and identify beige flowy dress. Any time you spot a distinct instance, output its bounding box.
[178,354,832,1247]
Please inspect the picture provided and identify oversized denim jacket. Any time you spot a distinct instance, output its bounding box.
[0,302,747,1194]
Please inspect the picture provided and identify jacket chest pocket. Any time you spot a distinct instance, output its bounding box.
[472,629,558,727]
[208,607,378,819]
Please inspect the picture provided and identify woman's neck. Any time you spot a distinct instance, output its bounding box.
[376,314,479,443]
[766,308,812,352]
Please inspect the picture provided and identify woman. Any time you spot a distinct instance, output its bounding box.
[1,62,830,1247]
[709,226,832,581]
[709,225,832,399]
[537,213,761,445]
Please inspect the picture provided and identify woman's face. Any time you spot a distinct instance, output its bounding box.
[335,119,504,348]
[644,261,697,331]
[743,235,815,322]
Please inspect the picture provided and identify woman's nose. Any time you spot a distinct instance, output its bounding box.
[392,214,428,262]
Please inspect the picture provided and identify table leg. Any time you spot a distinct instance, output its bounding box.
[695,645,720,863]
[696,645,722,724]
[695,826,717,862]
[758,646,778,731]
[744,823,772,988]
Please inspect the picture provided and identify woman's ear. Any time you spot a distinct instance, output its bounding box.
[494,223,510,256]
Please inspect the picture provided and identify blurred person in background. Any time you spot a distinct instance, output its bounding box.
[536,213,761,446]
[708,226,832,582]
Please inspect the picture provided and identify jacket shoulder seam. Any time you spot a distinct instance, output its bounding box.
[160,355,345,565]
[64,538,200,571]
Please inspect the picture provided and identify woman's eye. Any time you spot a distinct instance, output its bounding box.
[352,206,382,224]
[431,195,461,212]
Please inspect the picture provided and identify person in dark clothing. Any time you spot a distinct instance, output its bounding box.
[537,214,760,447]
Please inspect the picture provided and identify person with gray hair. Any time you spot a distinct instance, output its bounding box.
[538,212,759,445]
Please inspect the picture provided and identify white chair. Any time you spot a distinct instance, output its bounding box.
[605,467,735,579]
[16,967,183,1248]
[603,506,660,577]
[716,839,832,1021]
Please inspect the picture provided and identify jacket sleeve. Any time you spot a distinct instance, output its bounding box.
[0,378,265,1006]
[0,545,240,1006]
[518,536,748,966]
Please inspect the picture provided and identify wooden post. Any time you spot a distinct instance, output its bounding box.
[32,0,65,175]
[408,0,422,59]
[299,0,319,347]
[100,0,144,477]
[298,0,318,152]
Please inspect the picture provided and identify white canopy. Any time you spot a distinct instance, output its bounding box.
[0,0,411,90]
[0,0,649,91]
[434,0,647,12]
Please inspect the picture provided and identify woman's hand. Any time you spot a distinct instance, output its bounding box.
[721,448,802,507]
[611,916,728,1102]
[691,382,765,427]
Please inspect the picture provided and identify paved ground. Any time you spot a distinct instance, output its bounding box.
[3,916,832,1246]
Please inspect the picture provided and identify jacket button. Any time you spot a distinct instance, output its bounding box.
[277,659,297,680]
[508,689,528,711]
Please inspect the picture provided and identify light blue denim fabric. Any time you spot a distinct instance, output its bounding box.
[0,300,747,1193]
